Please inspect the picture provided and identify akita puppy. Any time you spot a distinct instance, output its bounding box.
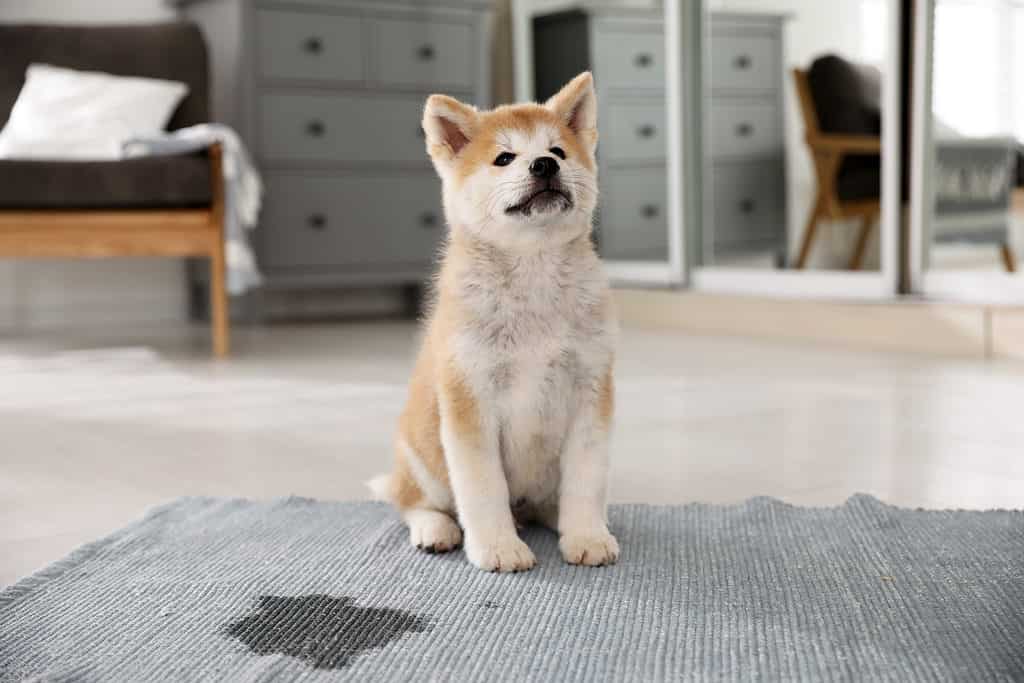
[370,72,617,573]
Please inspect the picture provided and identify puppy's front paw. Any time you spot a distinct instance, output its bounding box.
[560,529,619,567]
[465,534,536,573]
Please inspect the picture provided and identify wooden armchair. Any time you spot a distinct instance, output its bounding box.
[0,145,229,357]
[792,67,881,270]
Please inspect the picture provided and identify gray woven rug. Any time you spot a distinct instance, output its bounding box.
[2,496,1022,682]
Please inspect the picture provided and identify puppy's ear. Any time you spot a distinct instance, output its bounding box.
[545,71,597,148]
[422,95,478,166]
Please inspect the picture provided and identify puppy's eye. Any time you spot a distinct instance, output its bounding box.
[493,152,516,167]
[549,146,566,160]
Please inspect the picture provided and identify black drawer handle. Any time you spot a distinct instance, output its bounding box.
[734,54,752,70]
[306,120,325,137]
[636,124,656,139]
[419,212,439,228]
[641,204,660,219]
[417,44,436,61]
[304,36,323,54]
[308,213,327,230]
[634,53,653,68]
[739,199,756,214]
[736,122,754,137]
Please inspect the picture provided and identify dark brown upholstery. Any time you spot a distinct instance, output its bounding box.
[0,22,209,131]
[0,22,211,209]
[0,154,212,209]
[807,54,881,202]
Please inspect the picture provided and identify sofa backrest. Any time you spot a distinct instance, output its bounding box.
[0,22,209,131]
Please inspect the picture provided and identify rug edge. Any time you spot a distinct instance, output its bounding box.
[6,493,1018,599]
[0,496,200,602]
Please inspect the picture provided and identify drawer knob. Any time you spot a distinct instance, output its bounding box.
[308,213,328,230]
[419,212,439,228]
[306,120,325,137]
[634,53,653,68]
[735,122,754,137]
[636,124,656,139]
[417,44,436,61]
[739,199,756,214]
[734,54,752,70]
[304,37,323,54]
[641,204,660,219]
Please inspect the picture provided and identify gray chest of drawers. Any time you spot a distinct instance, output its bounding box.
[705,13,787,264]
[180,0,493,292]
[532,8,786,264]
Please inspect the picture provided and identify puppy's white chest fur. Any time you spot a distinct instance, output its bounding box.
[452,244,614,505]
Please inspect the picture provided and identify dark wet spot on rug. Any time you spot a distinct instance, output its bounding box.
[224,594,429,670]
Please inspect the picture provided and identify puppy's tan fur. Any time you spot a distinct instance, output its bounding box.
[370,73,617,572]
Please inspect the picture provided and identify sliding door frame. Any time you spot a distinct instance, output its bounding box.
[908,0,1024,304]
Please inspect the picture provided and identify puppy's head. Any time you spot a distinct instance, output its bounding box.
[422,72,598,250]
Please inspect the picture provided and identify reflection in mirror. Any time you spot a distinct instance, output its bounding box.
[925,0,1021,276]
[702,0,892,272]
[531,6,669,263]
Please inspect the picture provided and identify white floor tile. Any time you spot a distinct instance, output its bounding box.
[2,320,1022,586]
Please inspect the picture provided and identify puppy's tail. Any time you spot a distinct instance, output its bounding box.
[366,473,393,502]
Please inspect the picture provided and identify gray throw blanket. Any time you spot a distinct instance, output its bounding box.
[124,124,262,295]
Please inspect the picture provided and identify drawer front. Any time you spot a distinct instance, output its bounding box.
[260,173,443,269]
[709,102,781,159]
[710,33,780,93]
[593,27,665,90]
[256,9,363,83]
[711,160,784,247]
[259,92,425,164]
[599,168,669,261]
[374,17,475,90]
[603,101,666,162]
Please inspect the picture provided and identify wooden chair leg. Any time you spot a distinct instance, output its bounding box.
[795,198,822,269]
[848,214,875,271]
[207,142,229,358]
[1000,242,1017,273]
[210,239,230,358]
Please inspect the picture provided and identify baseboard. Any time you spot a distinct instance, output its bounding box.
[990,308,1024,361]
[613,289,1014,359]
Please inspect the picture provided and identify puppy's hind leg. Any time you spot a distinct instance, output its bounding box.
[404,508,462,554]
[394,438,463,554]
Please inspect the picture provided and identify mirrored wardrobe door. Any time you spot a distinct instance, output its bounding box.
[910,0,1024,302]
[692,0,902,298]
[518,1,683,286]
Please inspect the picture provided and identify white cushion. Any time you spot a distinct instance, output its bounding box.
[0,63,189,160]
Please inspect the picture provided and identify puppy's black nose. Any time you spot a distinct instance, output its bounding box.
[529,156,559,179]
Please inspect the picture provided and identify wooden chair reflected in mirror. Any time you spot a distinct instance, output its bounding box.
[792,65,881,270]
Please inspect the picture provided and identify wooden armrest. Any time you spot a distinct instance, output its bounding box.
[807,135,882,153]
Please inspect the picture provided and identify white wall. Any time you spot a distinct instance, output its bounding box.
[0,0,185,334]
[0,1,175,24]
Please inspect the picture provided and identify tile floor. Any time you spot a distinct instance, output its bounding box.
[2,320,1023,586]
